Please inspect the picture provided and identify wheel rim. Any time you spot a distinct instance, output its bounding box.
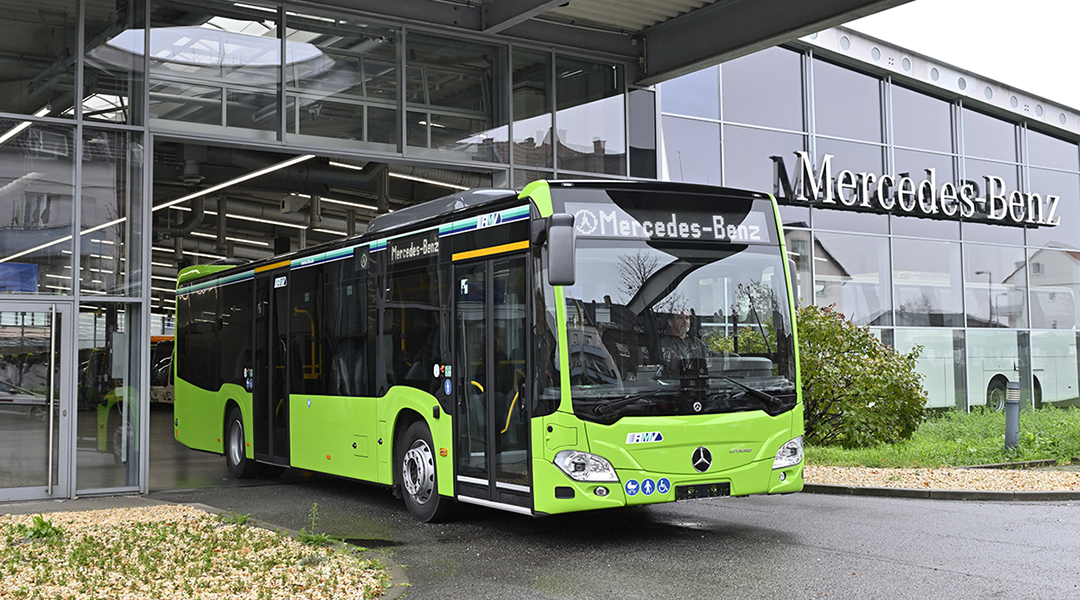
[402,439,435,505]
[988,387,1006,411]
[228,419,244,466]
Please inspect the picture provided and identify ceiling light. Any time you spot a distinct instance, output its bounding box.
[389,172,469,191]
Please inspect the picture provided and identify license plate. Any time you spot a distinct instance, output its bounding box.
[675,482,730,501]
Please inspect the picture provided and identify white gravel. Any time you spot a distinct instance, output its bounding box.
[805,465,1080,491]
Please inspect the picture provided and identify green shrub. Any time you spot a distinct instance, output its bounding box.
[798,304,927,448]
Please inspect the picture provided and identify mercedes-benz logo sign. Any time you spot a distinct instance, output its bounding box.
[691,446,712,473]
[693,401,703,413]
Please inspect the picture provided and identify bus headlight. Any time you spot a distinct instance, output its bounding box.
[554,450,619,482]
[772,436,803,470]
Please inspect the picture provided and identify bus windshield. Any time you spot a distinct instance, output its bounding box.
[551,187,797,424]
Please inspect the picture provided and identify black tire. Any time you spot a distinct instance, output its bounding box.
[225,407,259,478]
[399,421,451,522]
[986,379,1007,412]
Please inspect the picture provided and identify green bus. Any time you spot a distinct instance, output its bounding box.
[173,180,803,521]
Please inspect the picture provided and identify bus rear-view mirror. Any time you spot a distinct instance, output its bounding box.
[547,213,576,286]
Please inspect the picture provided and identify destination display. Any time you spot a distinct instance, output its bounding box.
[564,201,773,244]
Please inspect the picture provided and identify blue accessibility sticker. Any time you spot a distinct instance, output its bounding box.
[444,379,452,395]
[657,478,671,495]
[641,478,655,496]
[625,479,640,496]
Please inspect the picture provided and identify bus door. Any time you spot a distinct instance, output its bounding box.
[253,266,290,466]
[453,255,531,511]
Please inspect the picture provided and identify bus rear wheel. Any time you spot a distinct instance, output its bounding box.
[225,407,259,478]
[986,379,1008,412]
[399,421,450,522]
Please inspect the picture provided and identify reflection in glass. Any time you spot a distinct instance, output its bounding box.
[810,138,886,234]
[1031,331,1080,408]
[814,60,881,142]
[512,50,552,168]
[148,1,281,137]
[1028,248,1080,330]
[813,233,891,326]
[785,229,812,307]
[629,90,657,179]
[661,116,719,185]
[960,158,1023,245]
[891,85,952,152]
[962,108,1016,162]
[77,302,140,490]
[891,148,959,239]
[1026,168,1080,249]
[1027,129,1080,172]
[284,14,397,150]
[893,238,963,327]
[0,311,60,490]
[964,244,1027,328]
[895,329,965,410]
[0,121,75,294]
[661,67,718,120]
[555,57,625,175]
[721,47,803,131]
[723,125,804,192]
[84,0,146,124]
[80,129,144,296]
[406,34,507,163]
[0,0,75,118]
[966,329,1023,411]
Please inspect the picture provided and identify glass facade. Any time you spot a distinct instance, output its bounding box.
[660,44,1080,412]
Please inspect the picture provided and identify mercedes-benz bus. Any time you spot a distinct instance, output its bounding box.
[173,180,804,521]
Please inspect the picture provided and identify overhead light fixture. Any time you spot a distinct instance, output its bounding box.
[328,161,365,171]
[389,171,470,191]
[0,106,51,146]
[319,196,378,211]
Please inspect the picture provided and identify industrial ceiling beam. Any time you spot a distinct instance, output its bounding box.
[482,0,568,34]
[638,0,913,85]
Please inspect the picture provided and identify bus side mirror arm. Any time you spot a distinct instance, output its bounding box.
[546,213,576,287]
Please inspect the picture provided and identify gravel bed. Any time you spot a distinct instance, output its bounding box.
[0,505,388,599]
[805,465,1080,491]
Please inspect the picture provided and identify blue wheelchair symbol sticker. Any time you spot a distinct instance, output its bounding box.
[625,479,640,496]
[444,379,452,395]
[641,478,655,495]
[657,478,671,495]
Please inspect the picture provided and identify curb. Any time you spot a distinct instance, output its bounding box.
[803,483,1080,501]
[184,502,410,599]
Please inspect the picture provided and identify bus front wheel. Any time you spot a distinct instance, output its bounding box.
[399,421,450,522]
[225,407,259,478]
[987,379,1008,412]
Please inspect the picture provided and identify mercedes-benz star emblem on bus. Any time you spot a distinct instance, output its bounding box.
[692,447,712,473]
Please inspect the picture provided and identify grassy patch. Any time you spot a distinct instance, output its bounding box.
[0,506,388,600]
[806,407,1080,468]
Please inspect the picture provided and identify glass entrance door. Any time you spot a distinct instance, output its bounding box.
[454,256,531,511]
[0,302,72,501]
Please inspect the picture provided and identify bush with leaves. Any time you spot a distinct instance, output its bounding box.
[798,304,927,448]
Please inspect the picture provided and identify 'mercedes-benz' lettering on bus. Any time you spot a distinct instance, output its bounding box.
[772,151,1061,226]
[173,180,804,522]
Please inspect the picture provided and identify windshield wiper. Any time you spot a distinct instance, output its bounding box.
[587,392,663,416]
[716,376,781,405]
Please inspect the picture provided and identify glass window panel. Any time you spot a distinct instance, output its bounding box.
[513,168,552,188]
[812,233,891,326]
[964,243,1027,328]
[284,14,397,151]
[1028,248,1080,330]
[960,158,1023,245]
[811,138,887,233]
[784,228,812,307]
[962,108,1016,162]
[661,116,719,185]
[893,238,963,327]
[77,302,141,490]
[895,329,966,410]
[0,0,76,118]
[406,33,507,163]
[779,205,809,229]
[891,149,959,239]
[1028,129,1079,172]
[966,329,1025,411]
[1026,167,1080,249]
[891,85,952,152]
[629,89,657,179]
[80,129,144,297]
[660,67,718,120]
[721,47,803,131]
[555,56,625,175]
[512,50,551,169]
[722,124,804,193]
[1031,331,1080,408]
[149,1,281,139]
[0,120,75,294]
[84,0,146,124]
[814,60,881,142]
